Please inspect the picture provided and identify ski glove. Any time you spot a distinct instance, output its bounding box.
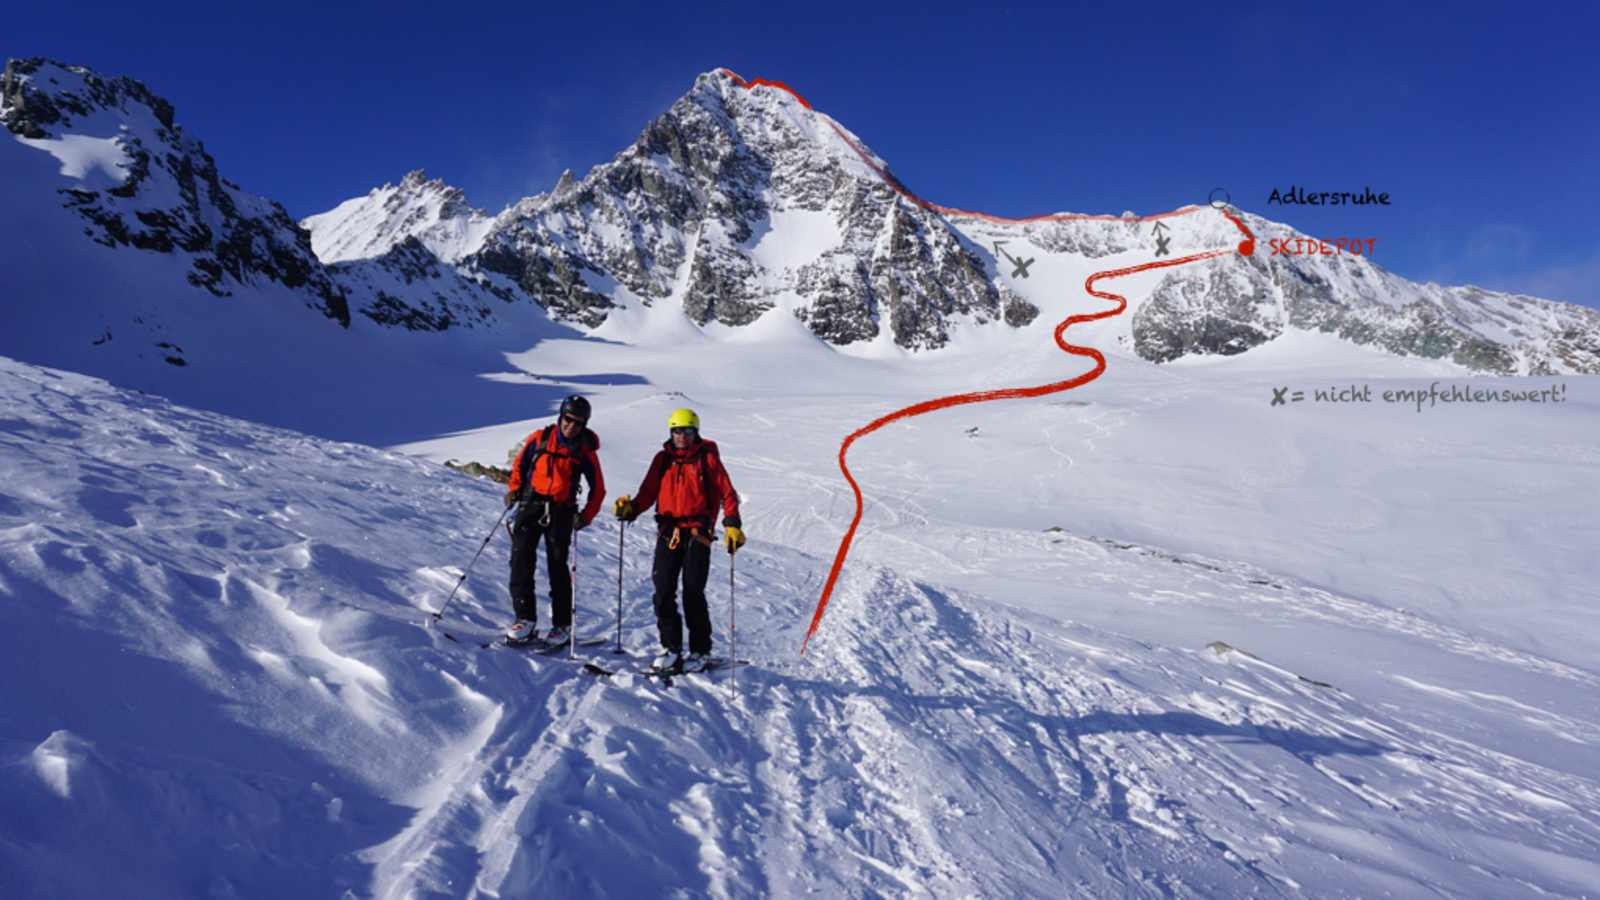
[724,526,746,553]
[504,490,518,510]
[575,513,592,531]
[613,495,636,522]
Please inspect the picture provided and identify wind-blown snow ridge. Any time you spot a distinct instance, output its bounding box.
[4,353,1599,897]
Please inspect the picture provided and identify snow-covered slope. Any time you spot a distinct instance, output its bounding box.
[5,341,1599,897]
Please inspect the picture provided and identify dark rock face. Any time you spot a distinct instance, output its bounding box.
[471,242,614,329]
[1001,288,1041,328]
[793,257,880,344]
[1135,261,1279,362]
[1542,326,1600,374]
[867,202,1013,349]
[3,57,349,327]
[330,237,505,332]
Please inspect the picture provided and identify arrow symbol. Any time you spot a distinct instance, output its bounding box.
[1152,222,1170,236]
[991,240,1033,278]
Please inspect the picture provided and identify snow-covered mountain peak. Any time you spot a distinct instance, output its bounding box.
[396,168,479,218]
[303,168,493,264]
[549,167,576,199]
[2,57,176,140]
[463,66,1024,344]
[679,68,882,176]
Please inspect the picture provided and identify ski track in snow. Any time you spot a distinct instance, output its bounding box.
[4,356,1600,898]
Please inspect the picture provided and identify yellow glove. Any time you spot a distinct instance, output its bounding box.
[724,526,746,553]
[613,495,635,521]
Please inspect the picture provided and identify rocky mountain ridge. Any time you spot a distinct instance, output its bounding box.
[2,57,529,340]
[1128,215,1600,375]
[6,55,1597,375]
[313,68,1598,373]
[2,57,350,327]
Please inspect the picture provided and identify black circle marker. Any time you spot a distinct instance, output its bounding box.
[1208,188,1231,210]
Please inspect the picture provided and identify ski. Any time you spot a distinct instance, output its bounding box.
[425,621,610,652]
[583,657,751,685]
[494,636,611,653]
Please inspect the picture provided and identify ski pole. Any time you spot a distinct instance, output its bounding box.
[729,547,737,702]
[569,520,578,659]
[615,520,626,655]
[431,503,513,622]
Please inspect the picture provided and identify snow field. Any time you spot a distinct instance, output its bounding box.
[5,349,1600,897]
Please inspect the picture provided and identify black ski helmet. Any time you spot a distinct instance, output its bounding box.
[559,394,591,424]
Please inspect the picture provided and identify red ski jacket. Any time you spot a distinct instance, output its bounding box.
[631,438,741,531]
[508,425,606,526]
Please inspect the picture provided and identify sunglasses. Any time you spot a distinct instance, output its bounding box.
[562,415,587,426]
[671,427,697,435]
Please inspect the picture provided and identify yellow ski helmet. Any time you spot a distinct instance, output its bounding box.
[667,408,700,430]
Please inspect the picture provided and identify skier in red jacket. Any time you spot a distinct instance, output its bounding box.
[613,407,744,673]
[502,394,605,645]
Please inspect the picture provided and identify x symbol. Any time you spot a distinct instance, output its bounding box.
[1155,234,1171,257]
[1271,387,1288,406]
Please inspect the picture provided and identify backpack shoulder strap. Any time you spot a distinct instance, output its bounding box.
[519,425,554,485]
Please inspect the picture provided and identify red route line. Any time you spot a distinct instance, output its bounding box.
[716,68,1255,652]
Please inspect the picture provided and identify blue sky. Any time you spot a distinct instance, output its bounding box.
[11,2,1599,307]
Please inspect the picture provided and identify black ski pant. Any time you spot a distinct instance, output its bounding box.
[508,501,575,627]
[651,529,713,655]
